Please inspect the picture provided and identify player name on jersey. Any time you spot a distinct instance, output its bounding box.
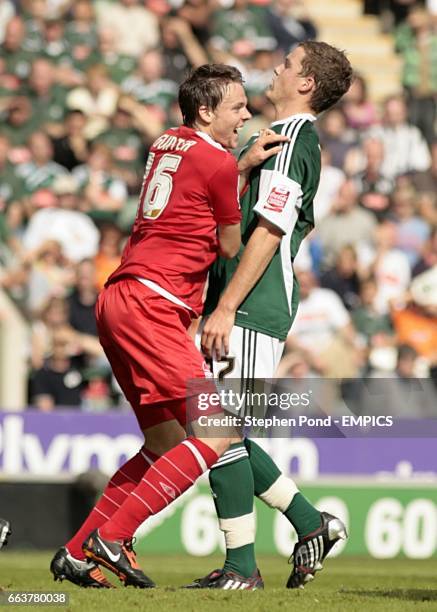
[152,133,197,153]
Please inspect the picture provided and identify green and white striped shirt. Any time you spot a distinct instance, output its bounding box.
[205,113,320,340]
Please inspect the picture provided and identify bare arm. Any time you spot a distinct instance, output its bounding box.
[202,217,282,358]
[117,95,163,142]
[165,18,208,68]
[217,222,241,259]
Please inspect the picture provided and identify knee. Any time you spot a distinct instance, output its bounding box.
[142,420,186,456]
[200,437,232,458]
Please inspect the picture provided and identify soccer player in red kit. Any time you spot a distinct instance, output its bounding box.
[50,64,251,588]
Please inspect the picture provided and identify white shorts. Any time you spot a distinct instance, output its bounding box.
[197,324,284,418]
[211,325,284,382]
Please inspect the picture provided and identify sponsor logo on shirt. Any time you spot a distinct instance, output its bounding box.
[264,186,290,212]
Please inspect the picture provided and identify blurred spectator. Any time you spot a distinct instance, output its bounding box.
[1,96,35,163]
[30,328,86,411]
[317,179,377,270]
[237,92,275,148]
[66,64,119,139]
[21,0,46,54]
[368,94,431,178]
[25,238,74,314]
[30,294,103,370]
[0,54,19,98]
[351,275,394,347]
[24,58,67,136]
[94,101,146,193]
[353,137,394,221]
[73,142,127,222]
[364,0,416,26]
[44,0,74,20]
[413,227,437,276]
[30,296,69,369]
[177,0,213,47]
[64,1,100,77]
[318,107,358,170]
[0,1,15,44]
[412,139,437,193]
[115,93,165,145]
[52,109,89,171]
[265,0,317,54]
[94,223,123,291]
[97,27,137,86]
[0,133,24,208]
[320,245,361,311]
[416,191,437,228]
[341,74,378,131]
[395,5,437,143]
[275,348,312,379]
[2,200,26,258]
[160,16,208,84]
[15,131,68,204]
[65,0,98,52]
[391,271,437,369]
[68,258,99,337]
[40,18,70,66]
[395,343,420,378]
[95,0,160,58]
[41,17,90,89]
[80,367,112,412]
[22,174,100,263]
[210,0,275,58]
[121,48,178,124]
[371,220,411,314]
[244,49,277,115]
[313,149,345,224]
[285,269,362,377]
[0,16,32,79]
[390,184,430,266]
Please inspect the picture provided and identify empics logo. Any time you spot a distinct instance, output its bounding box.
[264,186,290,212]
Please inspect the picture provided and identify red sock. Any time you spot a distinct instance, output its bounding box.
[99,438,218,541]
[66,446,158,559]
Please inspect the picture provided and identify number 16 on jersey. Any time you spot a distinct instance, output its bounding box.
[139,152,182,220]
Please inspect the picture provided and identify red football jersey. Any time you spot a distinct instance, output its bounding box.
[107,126,241,315]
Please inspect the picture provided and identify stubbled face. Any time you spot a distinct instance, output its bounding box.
[208,82,251,150]
[266,45,307,106]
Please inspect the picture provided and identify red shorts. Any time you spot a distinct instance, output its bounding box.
[95,278,214,430]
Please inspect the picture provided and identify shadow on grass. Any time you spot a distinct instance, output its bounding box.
[341,589,437,603]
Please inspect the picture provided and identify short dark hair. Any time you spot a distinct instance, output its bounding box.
[179,64,244,127]
[298,41,353,114]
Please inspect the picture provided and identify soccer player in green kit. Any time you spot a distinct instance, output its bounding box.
[188,41,353,590]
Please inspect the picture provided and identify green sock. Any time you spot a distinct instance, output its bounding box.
[244,438,321,539]
[209,442,257,578]
[284,492,322,539]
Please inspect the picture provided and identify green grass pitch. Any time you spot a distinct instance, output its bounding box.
[1,553,437,611]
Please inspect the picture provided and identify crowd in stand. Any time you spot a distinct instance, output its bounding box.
[0,0,435,411]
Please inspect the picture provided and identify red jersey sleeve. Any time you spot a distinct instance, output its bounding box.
[207,154,241,225]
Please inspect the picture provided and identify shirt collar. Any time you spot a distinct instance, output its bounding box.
[195,130,226,152]
[271,112,317,126]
